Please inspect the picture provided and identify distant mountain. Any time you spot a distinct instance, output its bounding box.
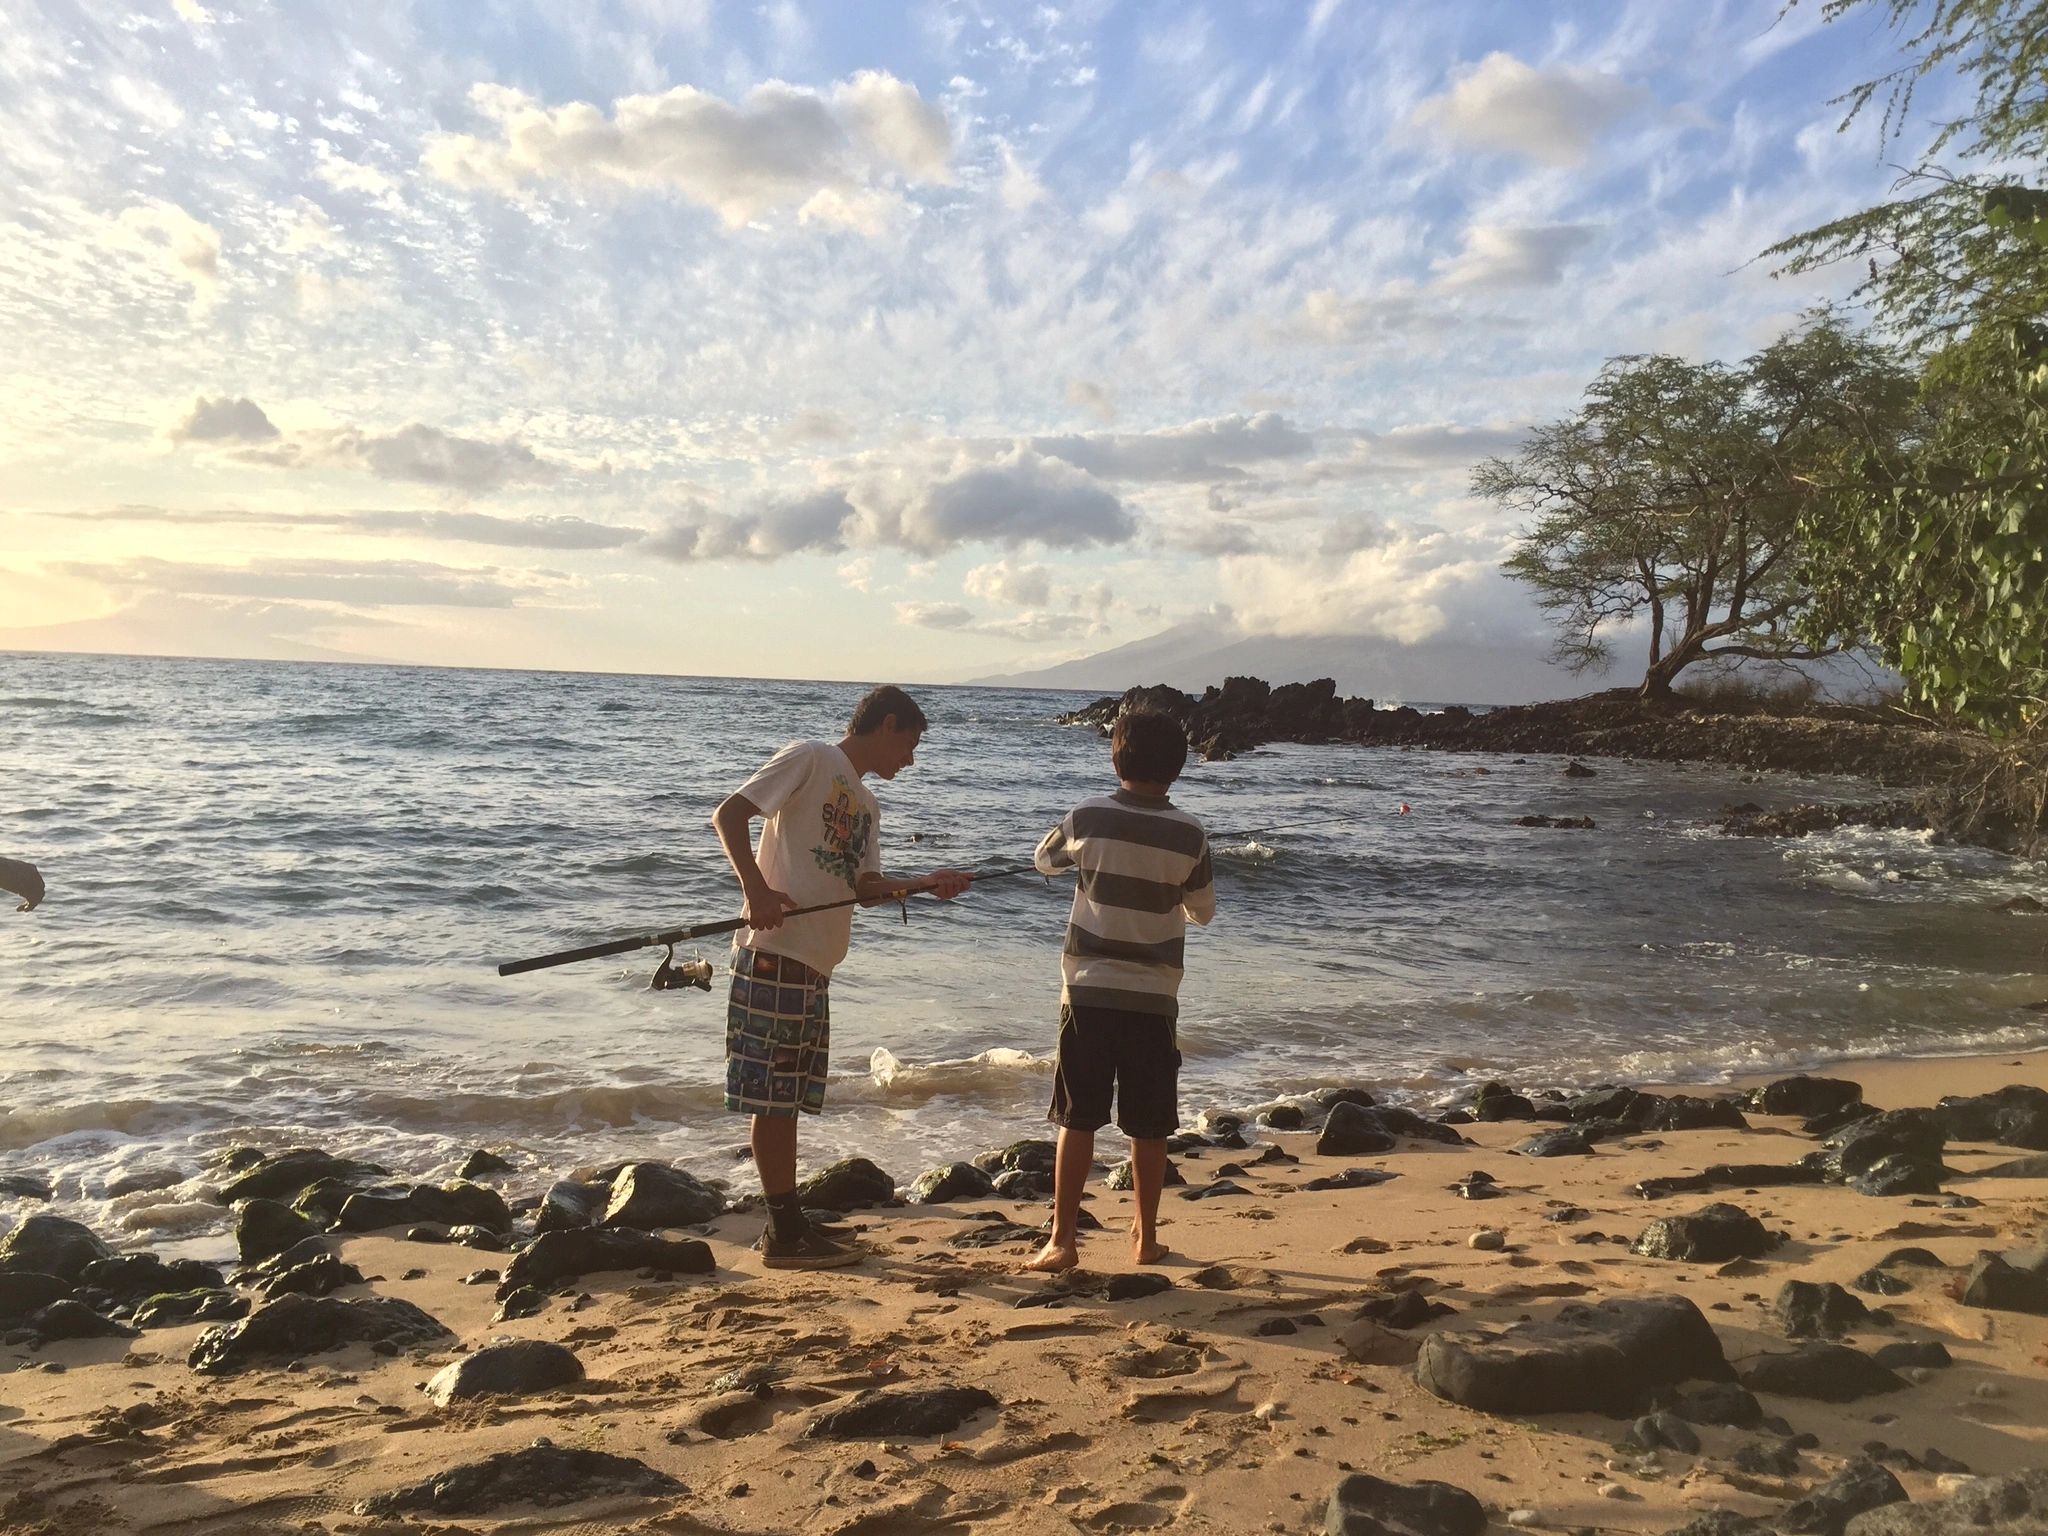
[968,620,1602,706]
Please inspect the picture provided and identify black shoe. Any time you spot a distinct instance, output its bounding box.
[757,1228,865,1270]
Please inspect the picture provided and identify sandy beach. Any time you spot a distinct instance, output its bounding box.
[3,1048,2046,1535]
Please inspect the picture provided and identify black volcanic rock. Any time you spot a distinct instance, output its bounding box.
[335,1181,512,1235]
[1414,1294,1732,1415]
[498,1229,714,1296]
[1754,1076,1863,1118]
[600,1163,725,1228]
[190,1294,450,1374]
[425,1340,585,1405]
[1324,1473,1486,1536]
[217,1148,389,1205]
[796,1157,897,1212]
[1775,1280,1872,1339]
[355,1446,679,1516]
[1933,1085,2048,1149]
[807,1386,998,1439]
[1632,1203,1773,1263]
[0,1214,114,1281]
[1739,1343,1906,1401]
[1779,1459,1906,1536]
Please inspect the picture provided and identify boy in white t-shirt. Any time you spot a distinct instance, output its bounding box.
[711,685,973,1269]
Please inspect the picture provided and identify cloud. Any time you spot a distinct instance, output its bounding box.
[62,504,642,550]
[646,488,857,561]
[166,396,278,445]
[1170,519,1271,556]
[54,555,554,609]
[836,555,875,592]
[893,449,1136,552]
[1030,413,1314,483]
[231,422,561,492]
[113,200,222,304]
[894,600,974,629]
[1220,527,1528,646]
[1307,422,1530,481]
[1432,224,1597,291]
[893,598,1103,643]
[423,71,953,231]
[998,140,1046,211]
[1411,52,1649,165]
[1065,379,1117,423]
[963,557,1051,607]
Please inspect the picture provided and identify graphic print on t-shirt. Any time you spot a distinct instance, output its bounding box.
[812,775,873,886]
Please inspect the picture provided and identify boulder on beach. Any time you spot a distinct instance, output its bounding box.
[1319,1101,1463,1155]
[535,1177,610,1233]
[1843,1467,2048,1536]
[1519,1127,1598,1158]
[1753,1075,1863,1118]
[1775,1280,1873,1338]
[0,1272,72,1323]
[971,1140,1056,1176]
[27,1299,138,1342]
[425,1340,585,1405]
[1959,1252,2048,1315]
[255,1254,367,1300]
[132,1289,247,1328]
[1631,1203,1774,1264]
[77,1254,224,1304]
[457,1148,515,1179]
[599,1163,726,1229]
[0,1214,115,1282]
[234,1198,324,1265]
[795,1157,897,1212]
[355,1445,680,1517]
[1105,1158,1186,1190]
[1933,1084,2048,1149]
[1738,1342,1906,1401]
[190,1293,451,1375]
[1,1173,53,1201]
[1414,1294,1733,1415]
[1324,1473,1486,1536]
[497,1228,714,1297]
[1634,1163,1825,1199]
[908,1161,996,1205]
[1778,1459,1907,1535]
[806,1385,998,1440]
[1814,1110,1948,1195]
[335,1180,512,1235]
[216,1148,389,1205]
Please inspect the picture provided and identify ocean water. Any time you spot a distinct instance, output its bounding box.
[2,651,2044,1249]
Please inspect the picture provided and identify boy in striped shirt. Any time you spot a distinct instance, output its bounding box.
[1026,710,1215,1272]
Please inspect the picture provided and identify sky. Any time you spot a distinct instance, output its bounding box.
[0,0,1947,684]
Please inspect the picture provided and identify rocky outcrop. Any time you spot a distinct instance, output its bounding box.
[1324,1473,1487,1536]
[497,1229,714,1296]
[796,1157,897,1212]
[1739,1343,1906,1401]
[806,1386,999,1439]
[599,1163,725,1229]
[1631,1204,1775,1264]
[0,1214,115,1281]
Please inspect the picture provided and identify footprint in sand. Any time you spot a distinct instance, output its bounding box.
[695,1384,838,1439]
[1086,1500,1177,1530]
[1121,1369,1247,1422]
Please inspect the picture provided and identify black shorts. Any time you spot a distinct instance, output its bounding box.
[1046,1002,1181,1140]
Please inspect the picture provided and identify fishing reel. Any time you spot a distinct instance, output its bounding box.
[650,945,715,992]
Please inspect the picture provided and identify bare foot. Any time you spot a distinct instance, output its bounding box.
[1133,1236,1170,1265]
[1024,1240,1079,1273]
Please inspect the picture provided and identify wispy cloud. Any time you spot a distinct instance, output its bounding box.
[1410,51,1650,165]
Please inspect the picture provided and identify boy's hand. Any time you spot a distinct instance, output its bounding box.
[742,882,797,930]
[917,869,974,900]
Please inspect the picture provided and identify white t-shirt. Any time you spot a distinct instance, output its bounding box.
[730,740,882,977]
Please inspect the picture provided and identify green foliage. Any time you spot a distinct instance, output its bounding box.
[1484,317,1917,695]
[1773,0,2047,731]
[1799,320,2048,729]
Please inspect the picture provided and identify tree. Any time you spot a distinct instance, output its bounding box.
[1481,317,1917,699]
[1769,0,2048,731]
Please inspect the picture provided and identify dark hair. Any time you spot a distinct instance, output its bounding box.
[1112,709,1188,785]
[848,684,929,736]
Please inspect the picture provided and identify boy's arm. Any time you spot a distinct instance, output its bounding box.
[1033,817,1075,876]
[711,793,796,930]
[1181,837,1216,927]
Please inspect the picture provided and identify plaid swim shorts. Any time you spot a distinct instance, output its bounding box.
[724,946,831,1118]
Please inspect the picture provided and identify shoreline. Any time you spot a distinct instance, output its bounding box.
[4,1045,2047,1533]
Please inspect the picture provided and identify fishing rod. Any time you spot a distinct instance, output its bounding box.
[494,811,1372,982]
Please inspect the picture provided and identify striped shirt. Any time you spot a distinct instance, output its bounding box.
[1033,789,1215,1019]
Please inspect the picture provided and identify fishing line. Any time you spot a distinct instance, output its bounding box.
[495,809,1381,981]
